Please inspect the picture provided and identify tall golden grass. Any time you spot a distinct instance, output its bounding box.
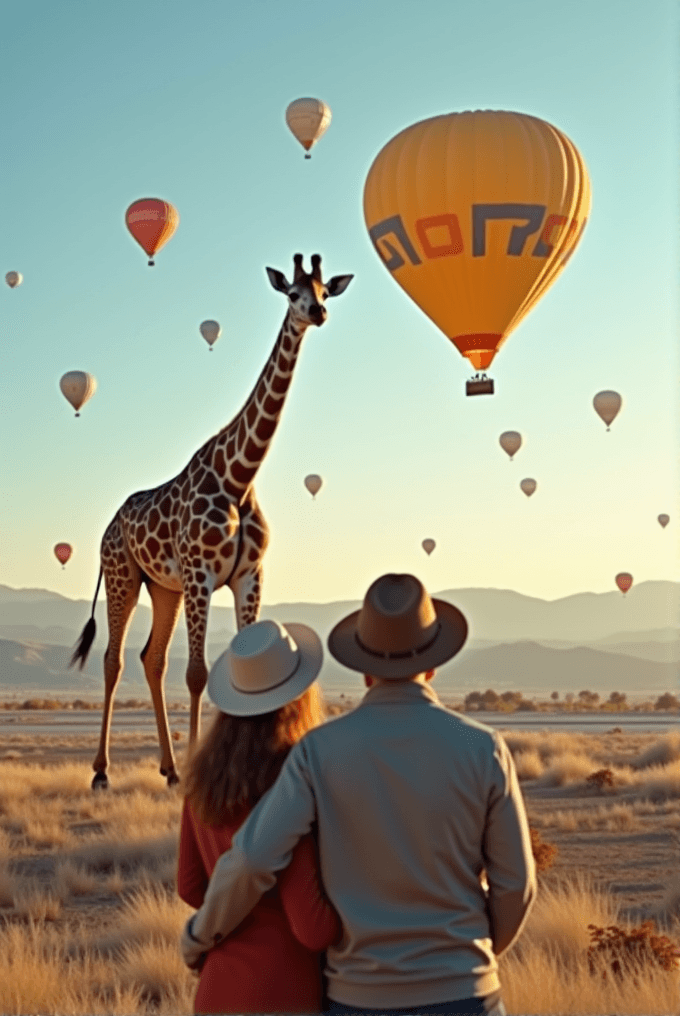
[0,719,678,1013]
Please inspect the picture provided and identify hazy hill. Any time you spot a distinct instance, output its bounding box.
[0,582,677,700]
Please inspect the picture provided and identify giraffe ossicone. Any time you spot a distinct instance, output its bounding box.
[70,255,353,789]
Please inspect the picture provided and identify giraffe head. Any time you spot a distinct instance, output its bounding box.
[266,254,353,328]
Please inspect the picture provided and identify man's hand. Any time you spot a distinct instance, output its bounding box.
[180,915,213,971]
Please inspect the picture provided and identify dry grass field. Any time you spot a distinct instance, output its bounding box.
[0,700,678,1015]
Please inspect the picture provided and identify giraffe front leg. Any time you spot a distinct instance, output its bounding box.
[141,583,184,786]
[183,579,214,751]
[230,565,264,631]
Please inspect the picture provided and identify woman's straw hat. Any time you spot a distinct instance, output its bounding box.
[328,573,468,678]
[208,619,323,716]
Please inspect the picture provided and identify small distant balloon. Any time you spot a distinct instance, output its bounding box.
[593,391,622,431]
[54,543,72,568]
[200,320,221,350]
[5,271,22,288]
[285,98,331,158]
[59,371,97,417]
[304,474,323,499]
[125,198,179,266]
[520,478,537,497]
[499,431,522,461]
[615,572,633,595]
[658,514,670,528]
[422,539,436,556]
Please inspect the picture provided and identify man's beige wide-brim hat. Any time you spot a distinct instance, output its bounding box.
[328,573,468,679]
[208,619,323,716]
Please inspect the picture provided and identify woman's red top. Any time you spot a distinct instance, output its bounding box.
[177,796,341,1014]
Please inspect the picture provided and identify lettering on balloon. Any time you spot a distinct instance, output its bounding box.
[368,215,422,271]
[472,204,546,256]
[414,214,463,258]
[127,209,163,223]
[369,207,586,272]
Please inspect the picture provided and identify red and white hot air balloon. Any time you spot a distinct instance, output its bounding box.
[54,543,73,569]
[615,572,633,595]
[125,198,179,266]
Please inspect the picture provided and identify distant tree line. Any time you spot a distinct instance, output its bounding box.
[461,688,679,713]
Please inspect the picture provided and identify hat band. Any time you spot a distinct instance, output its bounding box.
[354,621,441,660]
[231,652,301,695]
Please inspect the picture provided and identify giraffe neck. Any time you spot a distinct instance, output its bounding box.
[207,311,310,500]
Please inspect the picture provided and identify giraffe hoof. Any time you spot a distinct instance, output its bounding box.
[92,772,109,791]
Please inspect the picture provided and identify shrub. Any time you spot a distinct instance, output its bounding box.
[587,921,680,987]
[529,825,558,873]
[586,768,615,791]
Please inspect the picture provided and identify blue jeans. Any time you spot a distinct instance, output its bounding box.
[324,989,506,1015]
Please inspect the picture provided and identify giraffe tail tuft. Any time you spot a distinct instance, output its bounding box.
[69,618,96,670]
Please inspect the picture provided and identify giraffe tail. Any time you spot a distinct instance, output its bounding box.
[69,567,103,671]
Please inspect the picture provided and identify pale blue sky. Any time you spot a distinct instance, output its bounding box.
[1,0,677,609]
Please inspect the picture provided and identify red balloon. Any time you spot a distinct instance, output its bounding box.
[54,543,72,567]
[615,572,633,595]
[125,198,179,266]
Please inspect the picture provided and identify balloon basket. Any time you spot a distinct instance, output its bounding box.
[466,376,494,396]
[148,259,155,267]
[75,412,80,418]
[304,154,311,160]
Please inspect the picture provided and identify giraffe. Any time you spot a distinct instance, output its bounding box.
[70,254,353,790]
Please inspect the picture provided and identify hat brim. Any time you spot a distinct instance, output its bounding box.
[208,623,323,716]
[327,599,468,679]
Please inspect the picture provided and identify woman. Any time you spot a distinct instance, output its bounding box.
[178,618,342,1014]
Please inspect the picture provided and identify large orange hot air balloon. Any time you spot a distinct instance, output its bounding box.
[125,199,179,266]
[54,543,72,568]
[615,573,633,595]
[364,111,590,395]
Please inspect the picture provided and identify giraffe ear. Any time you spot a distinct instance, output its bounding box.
[326,274,354,297]
[266,267,290,294]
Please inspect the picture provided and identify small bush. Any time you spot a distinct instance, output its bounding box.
[529,825,558,873]
[586,768,615,791]
[587,921,680,987]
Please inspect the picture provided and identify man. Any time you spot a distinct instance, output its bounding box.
[181,573,537,1016]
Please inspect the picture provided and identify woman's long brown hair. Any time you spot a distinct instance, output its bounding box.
[183,683,326,827]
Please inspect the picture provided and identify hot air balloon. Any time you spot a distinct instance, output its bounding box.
[593,391,622,431]
[59,371,97,417]
[615,572,633,595]
[125,199,179,266]
[54,543,72,569]
[422,539,436,556]
[520,478,537,497]
[304,474,323,499]
[285,98,331,159]
[200,320,221,350]
[499,431,522,461]
[658,514,670,528]
[363,111,590,396]
[5,271,22,288]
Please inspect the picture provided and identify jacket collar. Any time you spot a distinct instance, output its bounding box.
[360,679,442,708]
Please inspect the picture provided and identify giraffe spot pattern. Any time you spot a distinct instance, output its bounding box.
[244,436,263,463]
[214,494,230,511]
[245,401,258,427]
[157,521,170,540]
[232,460,256,485]
[159,495,172,515]
[263,393,283,416]
[147,537,160,557]
[213,448,226,475]
[197,472,220,495]
[271,374,288,395]
[256,416,276,442]
[148,508,160,530]
[193,497,209,514]
[207,507,226,524]
[203,527,223,546]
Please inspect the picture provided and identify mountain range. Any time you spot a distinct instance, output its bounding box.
[0,581,678,701]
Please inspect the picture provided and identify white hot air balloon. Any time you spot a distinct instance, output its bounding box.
[422,539,436,556]
[5,271,22,288]
[499,431,522,461]
[593,391,622,431]
[304,474,323,499]
[520,478,537,497]
[285,98,331,159]
[59,371,97,417]
[200,320,221,350]
[658,514,670,528]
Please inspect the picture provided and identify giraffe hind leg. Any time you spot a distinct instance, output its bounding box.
[92,557,143,791]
